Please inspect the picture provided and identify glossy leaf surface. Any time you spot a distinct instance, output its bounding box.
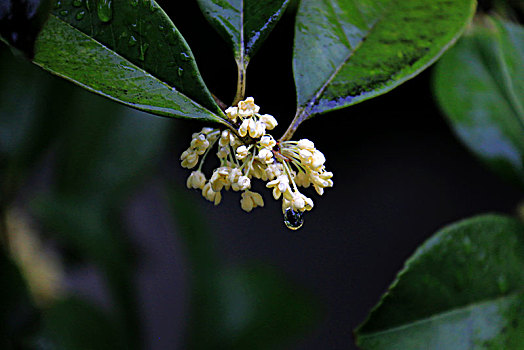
[293,0,476,119]
[355,214,524,349]
[196,0,290,64]
[434,18,524,188]
[32,0,226,122]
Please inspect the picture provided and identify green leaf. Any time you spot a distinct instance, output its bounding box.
[355,214,524,350]
[39,297,126,350]
[293,0,476,119]
[433,17,524,188]
[196,0,290,65]
[32,0,226,123]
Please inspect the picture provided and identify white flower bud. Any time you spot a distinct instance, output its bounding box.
[240,190,264,212]
[298,139,315,151]
[259,114,278,130]
[186,170,206,189]
[235,145,249,160]
[260,135,276,149]
[258,148,274,164]
[202,183,222,205]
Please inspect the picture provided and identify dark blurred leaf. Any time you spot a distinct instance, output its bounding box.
[50,89,172,204]
[30,0,226,122]
[433,17,524,188]
[39,297,126,350]
[292,0,476,122]
[0,0,52,57]
[32,197,139,349]
[196,0,290,64]
[355,214,524,349]
[0,48,72,206]
[168,187,318,350]
[31,89,172,350]
[188,264,318,350]
[0,252,39,349]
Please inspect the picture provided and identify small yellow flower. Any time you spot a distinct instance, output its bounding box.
[186,170,206,189]
[240,190,264,212]
[202,183,222,205]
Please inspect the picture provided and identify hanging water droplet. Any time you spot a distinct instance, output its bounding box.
[73,0,83,7]
[139,42,149,61]
[177,67,183,77]
[59,10,69,16]
[129,0,138,7]
[128,35,137,47]
[97,0,113,23]
[284,208,304,230]
[76,10,86,20]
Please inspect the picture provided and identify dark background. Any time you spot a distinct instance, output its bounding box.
[2,0,523,349]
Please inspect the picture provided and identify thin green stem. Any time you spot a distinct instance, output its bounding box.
[280,107,308,142]
[233,59,247,106]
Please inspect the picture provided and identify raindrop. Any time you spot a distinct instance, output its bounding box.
[180,52,190,61]
[97,0,113,23]
[128,35,137,47]
[54,0,62,9]
[73,0,83,7]
[158,25,164,31]
[177,67,183,77]
[284,208,304,230]
[59,10,68,16]
[139,42,149,61]
[76,10,86,20]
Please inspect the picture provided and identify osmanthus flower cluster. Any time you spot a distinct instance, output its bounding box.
[180,97,333,229]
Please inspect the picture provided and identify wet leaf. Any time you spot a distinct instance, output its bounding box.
[31,0,226,123]
[196,0,290,65]
[355,214,524,349]
[433,17,524,188]
[293,0,476,120]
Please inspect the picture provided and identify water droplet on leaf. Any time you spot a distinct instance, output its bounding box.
[73,0,83,7]
[180,52,190,61]
[284,208,304,230]
[177,67,183,77]
[97,0,113,23]
[59,10,68,16]
[128,35,137,46]
[76,10,85,20]
[54,0,62,9]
